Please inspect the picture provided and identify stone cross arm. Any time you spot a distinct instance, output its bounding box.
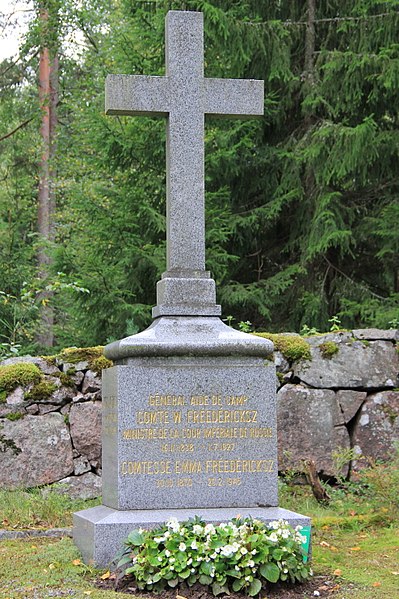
[105,75,264,119]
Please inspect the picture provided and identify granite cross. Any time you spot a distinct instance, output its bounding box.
[105,10,264,280]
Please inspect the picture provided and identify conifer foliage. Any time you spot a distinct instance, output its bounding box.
[0,0,398,350]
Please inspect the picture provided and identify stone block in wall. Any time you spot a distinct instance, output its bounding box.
[277,384,350,477]
[352,328,399,341]
[69,401,102,461]
[352,391,399,463]
[336,390,367,423]
[56,472,102,500]
[81,370,101,394]
[0,413,74,488]
[1,355,60,376]
[294,340,399,389]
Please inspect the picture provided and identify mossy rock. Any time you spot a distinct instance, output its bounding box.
[0,363,42,397]
[45,346,113,373]
[253,333,311,362]
[319,341,339,359]
[55,346,105,364]
[5,412,23,421]
[24,381,57,402]
[90,355,113,374]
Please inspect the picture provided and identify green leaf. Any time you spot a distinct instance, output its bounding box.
[167,578,179,588]
[127,529,144,546]
[232,579,245,591]
[212,582,230,596]
[179,569,191,579]
[248,578,262,596]
[199,574,213,585]
[260,562,280,583]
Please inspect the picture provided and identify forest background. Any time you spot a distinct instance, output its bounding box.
[0,0,398,354]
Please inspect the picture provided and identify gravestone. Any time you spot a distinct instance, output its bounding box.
[73,10,310,567]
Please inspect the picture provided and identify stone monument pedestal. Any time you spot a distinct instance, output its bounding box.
[74,317,311,566]
[74,506,310,568]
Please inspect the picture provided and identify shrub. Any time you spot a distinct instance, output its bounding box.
[117,517,311,596]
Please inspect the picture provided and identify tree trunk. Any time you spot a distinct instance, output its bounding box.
[36,5,58,348]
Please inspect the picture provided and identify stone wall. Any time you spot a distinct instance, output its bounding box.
[0,329,398,497]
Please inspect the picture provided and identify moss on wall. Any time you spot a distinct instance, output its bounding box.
[253,333,311,362]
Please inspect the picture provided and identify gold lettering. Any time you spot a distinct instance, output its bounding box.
[121,461,172,475]
[149,394,186,407]
[173,411,182,424]
[186,410,257,424]
[205,459,274,474]
[175,460,202,474]
[190,395,209,406]
[136,411,169,425]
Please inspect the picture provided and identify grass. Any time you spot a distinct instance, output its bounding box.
[0,477,398,598]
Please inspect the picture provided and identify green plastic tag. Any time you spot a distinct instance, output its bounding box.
[300,526,311,562]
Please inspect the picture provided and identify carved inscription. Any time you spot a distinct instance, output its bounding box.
[117,392,275,489]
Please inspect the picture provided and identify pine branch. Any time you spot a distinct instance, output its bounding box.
[241,11,398,28]
[0,118,33,142]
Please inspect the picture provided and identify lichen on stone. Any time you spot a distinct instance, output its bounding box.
[253,333,311,362]
[319,341,339,359]
[0,363,42,396]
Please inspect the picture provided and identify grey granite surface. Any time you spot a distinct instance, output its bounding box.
[102,358,277,510]
[104,316,273,362]
[74,506,310,567]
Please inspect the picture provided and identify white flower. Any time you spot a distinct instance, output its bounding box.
[191,541,198,550]
[251,549,257,555]
[313,592,320,597]
[220,544,235,557]
[269,520,279,530]
[248,560,254,568]
[165,550,171,557]
[193,524,203,534]
[191,568,196,573]
[240,547,248,555]
[269,533,278,543]
[204,523,215,535]
[158,557,162,562]
[235,565,240,571]
[170,566,174,570]
[154,537,164,543]
[167,517,180,532]
[187,558,192,565]
[169,557,175,563]
[283,568,288,573]
[147,578,152,584]
[164,531,171,538]
[245,576,251,582]
[210,552,217,559]
[205,557,210,562]
[179,542,186,551]
[295,525,303,531]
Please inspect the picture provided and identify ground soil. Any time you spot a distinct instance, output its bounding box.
[97,574,342,598]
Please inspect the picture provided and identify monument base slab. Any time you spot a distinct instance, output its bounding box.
[74,505,311,567]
